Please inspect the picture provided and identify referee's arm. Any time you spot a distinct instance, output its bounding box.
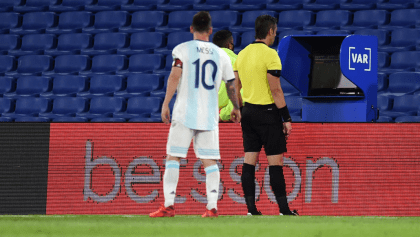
[267,72,286,109]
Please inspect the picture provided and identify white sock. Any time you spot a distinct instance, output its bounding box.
[163,160,180,208]
[205,164,220,210]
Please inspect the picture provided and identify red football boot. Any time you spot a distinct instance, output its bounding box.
[201,208,218,218]
[149,205,175,218]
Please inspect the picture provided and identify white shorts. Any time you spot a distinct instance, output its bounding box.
[166,121,220,160]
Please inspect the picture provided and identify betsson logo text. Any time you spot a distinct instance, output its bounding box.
[83,140,339,204]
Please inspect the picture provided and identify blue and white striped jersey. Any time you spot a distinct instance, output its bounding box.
[171,40,235,131]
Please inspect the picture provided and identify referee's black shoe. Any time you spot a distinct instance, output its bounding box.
[280,210,299,216]
[247,210,262,216]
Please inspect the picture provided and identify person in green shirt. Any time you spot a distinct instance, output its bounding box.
[213,30,244,122]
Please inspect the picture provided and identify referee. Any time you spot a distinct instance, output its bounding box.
[233,15,297,216]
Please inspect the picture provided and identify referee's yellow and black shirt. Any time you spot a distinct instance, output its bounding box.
[233,42,282,105]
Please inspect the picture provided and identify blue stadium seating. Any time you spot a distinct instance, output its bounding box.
[0,77,15,95]
[276,10,314,31]
[236,31,255,53]
[303,0,348,10]
[230,11,278,33]
[377,73,388,92]
[14,117,50,122]
[277,30,314,41]
[81,33,128,56]
[81,55,128,75]
[114,97,163,119]
[377,95,391,113]
[2,97,51,118]
[114,74,162,98]
[13,0,57,13]
[8,34,56,56]
[7,55,53,76]
[210,11,240,32]
[378,9,420,30]
[91,117,126,122]
[85,0,130,12]
[117,54,164,74]
[39,97,88,119]
[395,116,420,123]
[0,35,19,55]
[121,0,167,11]
[154,32,193,55]
[117,32,165,55]
[45,33,92,56]
[193,0,237,10]
[340,0,379,10]
[379,51,420,74]
[0,12,20,34]
[157,0,202,11]
[316,29,352,35]
[341,10,389,31]
[379,29,420,53]
[3,76,51,98]
[83,11,129,34]
[150,73,170,97]
[267,0,312,11]
[0,0,21,12]
[45,55,90,75]
[52,117,88,122]
[119,11,166,33]
[380,94,420,118]
[376,115,393,122]
[378,52,390,70]
[46,11,92,34]
[0,98,13,115]
[354,29,389,47]
[49,0,94,12]
[0,56,16,75]
[40,75,88,98]
[77,75,124,98]
[156,11,198,33]
[230,0,276,11]
[285,96,302,116]
[10,12,57,35]
[150,94,176,120]
[387,72,420,95]
[77,96,125,119]
[304,10,352,31]
[376,0,415,10]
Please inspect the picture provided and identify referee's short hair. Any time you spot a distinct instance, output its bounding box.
[255,15,277,40]
[192,11,212,33]
[212,30,233,48]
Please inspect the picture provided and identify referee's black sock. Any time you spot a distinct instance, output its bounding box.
[241,163,257,213]
[269,165,291,214]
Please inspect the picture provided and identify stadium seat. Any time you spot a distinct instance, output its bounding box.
[0,12,20,34]
[45,33,92,56]
[154,32,193,55]
[153,54,173,74]
[2,97,51,118]
[377,52,390,70]
[230,11,278,33]
[150,73,170,97]
[235,31,255,53]
[114,74,162,98]
[354,29,389,47]
[0,0,21,12]
[378,9,420,30]
[44,55,90,75]
[81,33,128,56]
[0,35,19,55]
[77,75,124,98]
[114,97,163,119]
[46,11,93,34]
[376,0,415,10]
[276,10,315,31]
[281,77,300,96]
[0,56,16,75]
[316,30,352,35]
[230,0,276,11]
[10,12,57,35]
[377,73,388,92]
[39,97,88,119]
[210,11,240,32]
[278,30,314,41]
[266,0,312,10]
[121,0,166,11]
[52,117,88,122]
[3,76,51,99]
[85,0,130,12]
[118,54,164,74]
[119,11,166,33]
[13,0,57,13]
[0,77,15,95]
[380,94,420,118]
[157,0,201,11]
[339,0,379,10]
[7,55,53,76]
[377,95,392,111]
[40,75,88,98]
[49,0,94,12]
[302,0,347,10]
[395,116,420,123]
[0,98,13,115]
[14,117,50,122]
[387,72,420,95]
[341,10,389,32]
[80,55,128,75]
[379,51,420,74]
[8,34,56,56]
[76,96,125,119]
[378,29,420,53]
[304,10,352,31]
[150,94,176,120]
[91,117,126,122]
[129,117,162,122]
[193,0,237,10]
[376,115,393,122]
[83,11,129,34]
[285,96,302,116]
[156,11,198,33]
[117,32,165,55]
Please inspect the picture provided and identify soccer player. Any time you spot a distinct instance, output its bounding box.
[233,15,298,216]
[149,11,241,218]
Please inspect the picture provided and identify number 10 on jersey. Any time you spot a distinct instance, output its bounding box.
[193,59,218,90]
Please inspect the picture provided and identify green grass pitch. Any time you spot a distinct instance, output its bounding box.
[1,215,419,237]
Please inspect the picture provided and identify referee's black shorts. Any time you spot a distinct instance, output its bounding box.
[241,102,287,156]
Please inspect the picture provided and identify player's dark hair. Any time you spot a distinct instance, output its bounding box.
[255,15,277,40]
[192,11,212,33]
[212,30,233,48]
